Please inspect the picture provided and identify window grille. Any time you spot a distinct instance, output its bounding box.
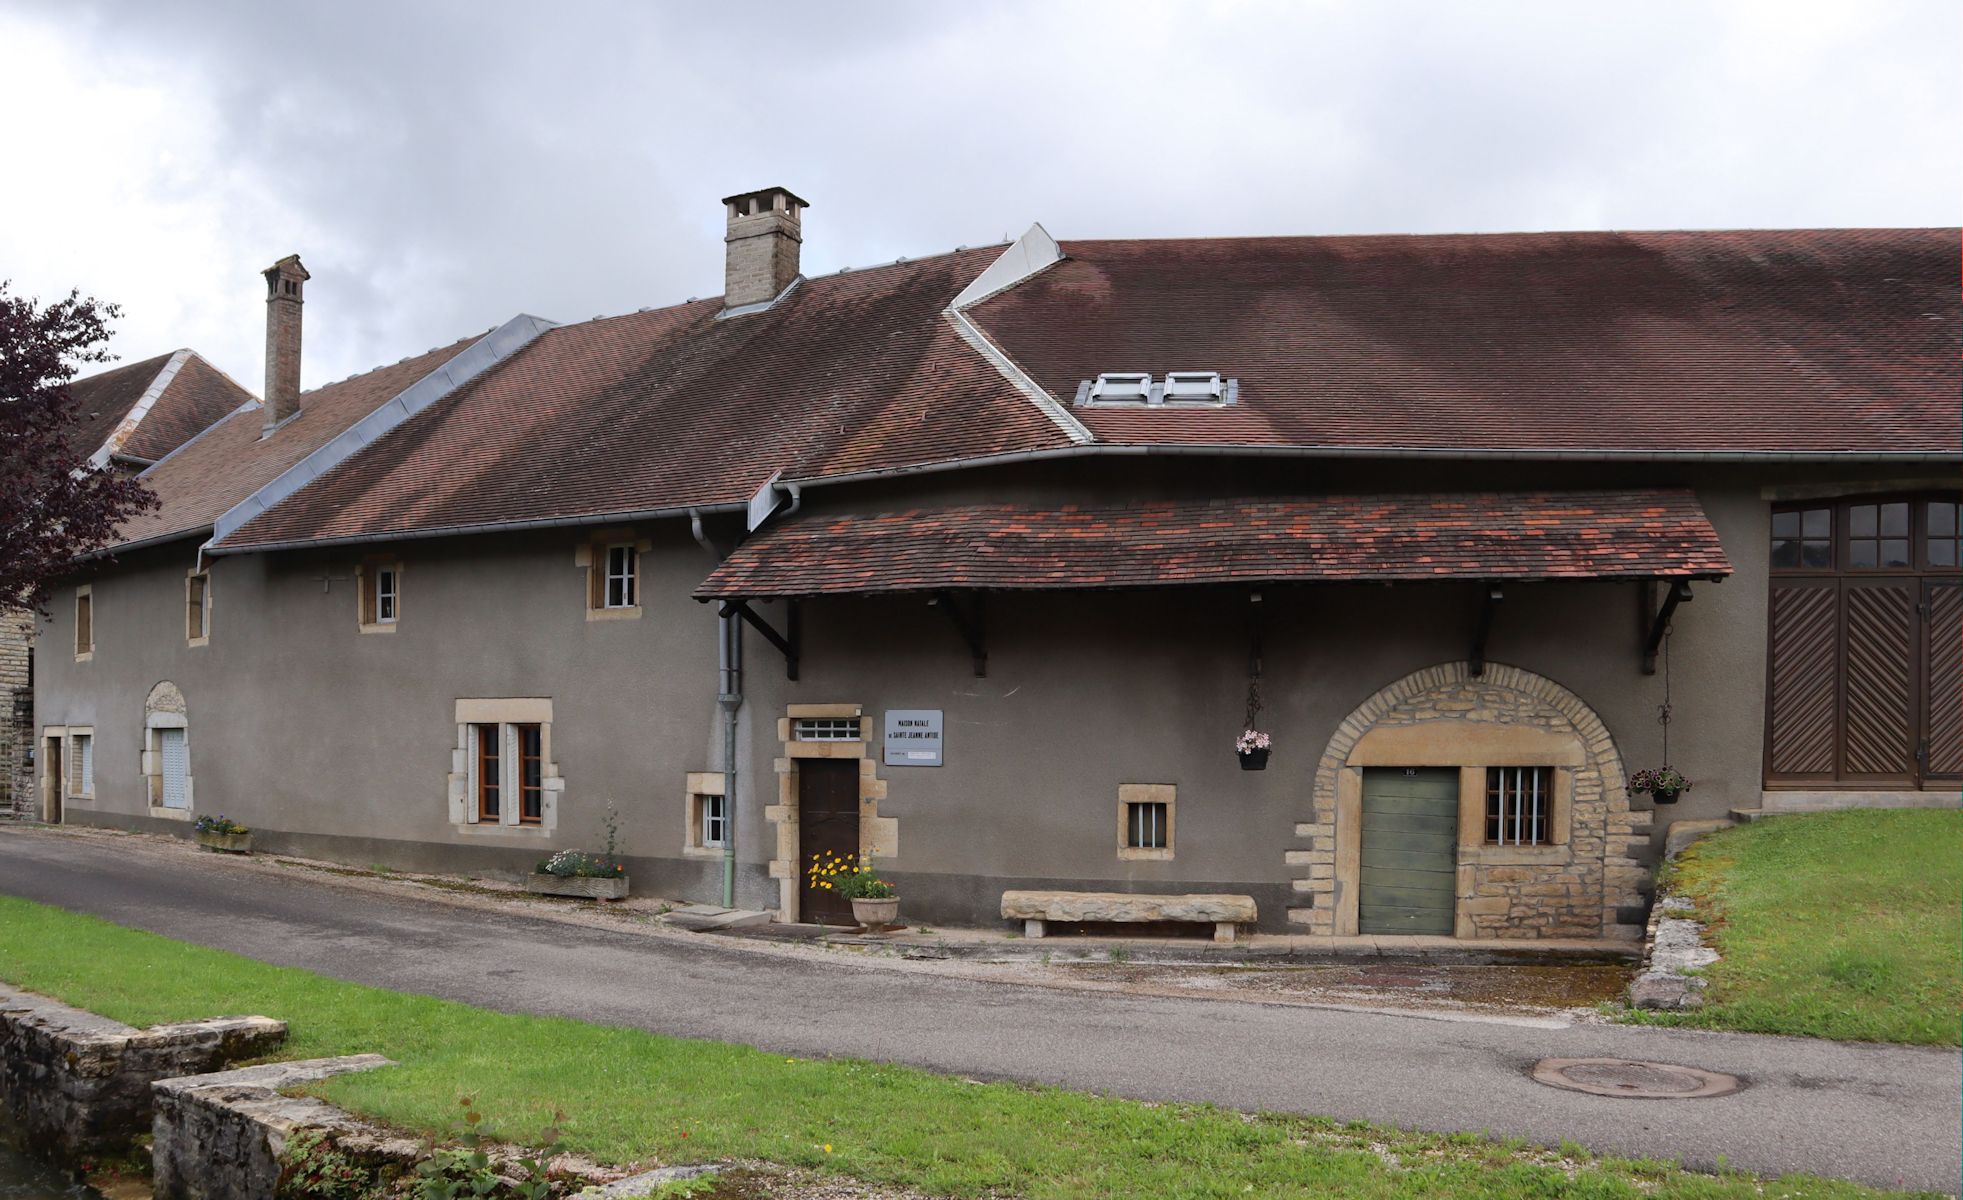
[793,717,861,742]
[1126,801,1168,850]
[1486,767,1551,846]
[604,545,638,608]
[700,793,727,848]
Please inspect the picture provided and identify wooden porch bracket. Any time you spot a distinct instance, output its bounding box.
[931,591,987,677]
[1642,580,1693,675]
[1469,584,1503,677]
[720,599,800,681]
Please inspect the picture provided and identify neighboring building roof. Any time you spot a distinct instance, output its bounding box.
[968,228,1960,456]
[695,490,1734,598]
[213,249,1079,551]
[110,335,485,552]
[63,350,252,466]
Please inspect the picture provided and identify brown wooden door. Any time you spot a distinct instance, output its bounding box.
[1767,579,1840,780]
[797,759,860,926]
[1841,579,1919,784]
[43,736,62,825]
[1923,580,1963,781]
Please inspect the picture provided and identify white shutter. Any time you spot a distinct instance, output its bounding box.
[80,736,93,795]
[159,729,189,809]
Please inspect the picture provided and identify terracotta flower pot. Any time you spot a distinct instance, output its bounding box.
[1238,747,1271,771]
[851,896,899,931]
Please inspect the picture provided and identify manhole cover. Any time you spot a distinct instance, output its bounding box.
[1531,1057,1741,1099]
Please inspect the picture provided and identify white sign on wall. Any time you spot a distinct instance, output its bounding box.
[883,709,944,767]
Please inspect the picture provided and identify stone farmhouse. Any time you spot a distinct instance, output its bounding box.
[3,351,251,818]
[31,190,1960,939]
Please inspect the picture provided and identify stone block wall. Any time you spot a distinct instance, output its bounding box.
[0,983,286,1167]
[0,610,33,819]
[1292,661,1651,940]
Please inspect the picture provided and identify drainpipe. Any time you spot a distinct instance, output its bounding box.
[695,509,743,909]
[718,611,742,908]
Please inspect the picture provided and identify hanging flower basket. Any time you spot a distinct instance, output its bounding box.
[1236,730,1272,771]
[1628,767,1691,806]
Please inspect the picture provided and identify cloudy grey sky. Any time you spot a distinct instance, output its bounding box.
[2,1,1954,395]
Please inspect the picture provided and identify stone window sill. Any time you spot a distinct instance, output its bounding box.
[683,845,727,860]
[357,622,398,635]
[456,822,552,838]
[585,606,643,622]
[1118,847,1174,862]
[1464,844,1572,866]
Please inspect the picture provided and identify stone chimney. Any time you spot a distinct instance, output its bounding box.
[721,187,807,310]
[261,254,310,431]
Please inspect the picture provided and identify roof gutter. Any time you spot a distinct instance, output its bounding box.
[204,500,749,557]
[778,441,1963,493]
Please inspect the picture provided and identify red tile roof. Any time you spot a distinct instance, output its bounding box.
[113,336,483,550]
[970,228,1959,455]
[695,490,1733,598]
[63,351,250,464]
[215,250,1077,550]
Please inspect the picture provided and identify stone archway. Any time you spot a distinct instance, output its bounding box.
[1288,662,1649,941]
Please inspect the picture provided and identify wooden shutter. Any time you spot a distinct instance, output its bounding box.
[1841,580,1918,780]
[1923,580,1962,779]
[1767,580,1839,778]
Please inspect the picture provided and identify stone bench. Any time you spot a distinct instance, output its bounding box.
[1001,890,1257,944]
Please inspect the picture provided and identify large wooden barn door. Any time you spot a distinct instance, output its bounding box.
[1767,579,1840,780]
[1922,580,1963,781]
[1840,580,1919,783]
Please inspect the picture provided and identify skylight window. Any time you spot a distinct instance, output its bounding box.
[1088,372,1152,403]
[1074,372,1238,408]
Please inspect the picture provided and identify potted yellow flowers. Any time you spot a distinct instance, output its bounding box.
[808,851,899,931]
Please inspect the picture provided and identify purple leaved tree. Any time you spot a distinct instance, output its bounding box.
[0,282,158,613]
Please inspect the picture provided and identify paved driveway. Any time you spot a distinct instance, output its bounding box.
[0,828,1954,1193]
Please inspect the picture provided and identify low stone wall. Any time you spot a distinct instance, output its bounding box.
[0,984,286,1167]
[152,1055,403,1200]
[1627,895,1718,1010]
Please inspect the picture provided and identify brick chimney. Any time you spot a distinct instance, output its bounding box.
[721,188,807,310]
[261,254,310,431]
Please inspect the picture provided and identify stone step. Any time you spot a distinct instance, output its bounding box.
[663,905,773,932]
[1728,807,1772,823]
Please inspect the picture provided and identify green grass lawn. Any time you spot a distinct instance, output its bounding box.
[1636,808,1961,1046]
[0,897,1934,1200]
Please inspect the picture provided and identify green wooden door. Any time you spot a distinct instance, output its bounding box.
[1359,767,1458,935]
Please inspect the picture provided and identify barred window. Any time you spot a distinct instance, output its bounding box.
[1486,767,1552,846]
[793,717,861,742]
[1125,801,1168,850]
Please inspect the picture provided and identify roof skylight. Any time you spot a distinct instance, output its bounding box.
[1074,372,1237,408]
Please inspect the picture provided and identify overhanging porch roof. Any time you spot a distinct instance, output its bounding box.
[694,490,1734,600]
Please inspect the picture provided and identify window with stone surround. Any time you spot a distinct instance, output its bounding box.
[358,560,402,632]
[450,699,561,833]
[186,572,211,645]
[74,587,92,660]
[1485,767,1552,846]
[682,772,728,857]
[67,730,93,798]
[580,532,649,620]
[1118,783,1175,860]
[793,716,861,742]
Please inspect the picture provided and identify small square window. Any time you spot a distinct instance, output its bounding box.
[1771,507,1832,571]
[359,561,403,629]
[1117,784,1175,860]
[1486,767,1552,846]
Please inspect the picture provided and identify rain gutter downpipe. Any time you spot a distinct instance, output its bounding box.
[693,507,743,909]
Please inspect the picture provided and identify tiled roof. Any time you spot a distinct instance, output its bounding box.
[694,490,1734,598]
[969,228,1960,454]
[63,351,250,464]
[215,250,1077,550]
[112,336,483,550]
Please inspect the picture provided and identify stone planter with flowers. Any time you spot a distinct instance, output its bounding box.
[526,804,629,900]
[192,815,252,854]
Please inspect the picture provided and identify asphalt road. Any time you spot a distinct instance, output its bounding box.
[1,828,1955,1193]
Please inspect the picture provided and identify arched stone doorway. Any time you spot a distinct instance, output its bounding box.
[1290,662,1649,941]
